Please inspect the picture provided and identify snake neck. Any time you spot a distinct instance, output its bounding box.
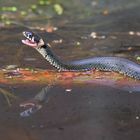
[36,44,72,71]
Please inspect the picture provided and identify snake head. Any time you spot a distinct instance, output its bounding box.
[22,31,45,48]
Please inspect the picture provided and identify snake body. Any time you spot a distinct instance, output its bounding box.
[22,31,140,80]
[36,44,140,79]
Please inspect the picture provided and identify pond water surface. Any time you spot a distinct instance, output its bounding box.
[1,0,140,140]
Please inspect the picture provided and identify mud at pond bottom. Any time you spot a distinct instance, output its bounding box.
[0,83,140,140]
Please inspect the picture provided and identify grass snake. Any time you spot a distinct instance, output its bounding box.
[22,31,140,80]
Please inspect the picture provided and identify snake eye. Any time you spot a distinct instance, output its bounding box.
[28,33,33,39]
[28,34,32,38]
[24,31,34,40]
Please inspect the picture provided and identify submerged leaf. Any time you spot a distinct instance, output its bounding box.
[1,6,17,12]
[0,88,17,107]
[31,4,37,10]
[136,57,140,61]
[54,4,63,15]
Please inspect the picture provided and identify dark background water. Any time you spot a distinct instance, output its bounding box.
[0,0,140,140]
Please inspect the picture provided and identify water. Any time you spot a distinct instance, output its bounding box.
[0,0,140,140]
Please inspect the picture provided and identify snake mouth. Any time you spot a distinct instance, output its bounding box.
[22,31,38,47]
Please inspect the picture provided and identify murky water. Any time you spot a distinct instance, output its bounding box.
[1,0,140,140]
